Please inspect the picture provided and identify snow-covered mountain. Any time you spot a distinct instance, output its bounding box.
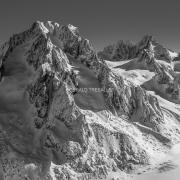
[98,35,178,62]
[0,21,180,180]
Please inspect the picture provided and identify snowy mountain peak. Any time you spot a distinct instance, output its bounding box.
[98,34,178,62]
[0,21,180,180]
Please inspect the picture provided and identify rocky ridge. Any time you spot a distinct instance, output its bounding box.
[98,35,178,61]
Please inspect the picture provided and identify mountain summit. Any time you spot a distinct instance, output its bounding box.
[0,21,180,180]
[98,35,178,62]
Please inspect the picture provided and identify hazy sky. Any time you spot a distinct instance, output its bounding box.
[0,0,180,51]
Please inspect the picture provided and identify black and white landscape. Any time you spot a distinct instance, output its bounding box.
[0,1,180,180]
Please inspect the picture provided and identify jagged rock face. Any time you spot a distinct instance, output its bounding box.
[138,35,177,62]
[0,21,179,180]
[98,40,139,61]
[0,22,91,179]
[97,44,114,60]
[98,35,178,62]
[139,41,180,103]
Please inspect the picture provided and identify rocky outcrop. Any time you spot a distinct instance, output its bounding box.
[98,40,138,61]
[138,35,177,62]
[139,39,180,103]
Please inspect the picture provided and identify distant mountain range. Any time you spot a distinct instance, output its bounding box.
[98,35,179,61]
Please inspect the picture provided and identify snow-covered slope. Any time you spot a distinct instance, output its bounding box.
[0,21,180,180]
